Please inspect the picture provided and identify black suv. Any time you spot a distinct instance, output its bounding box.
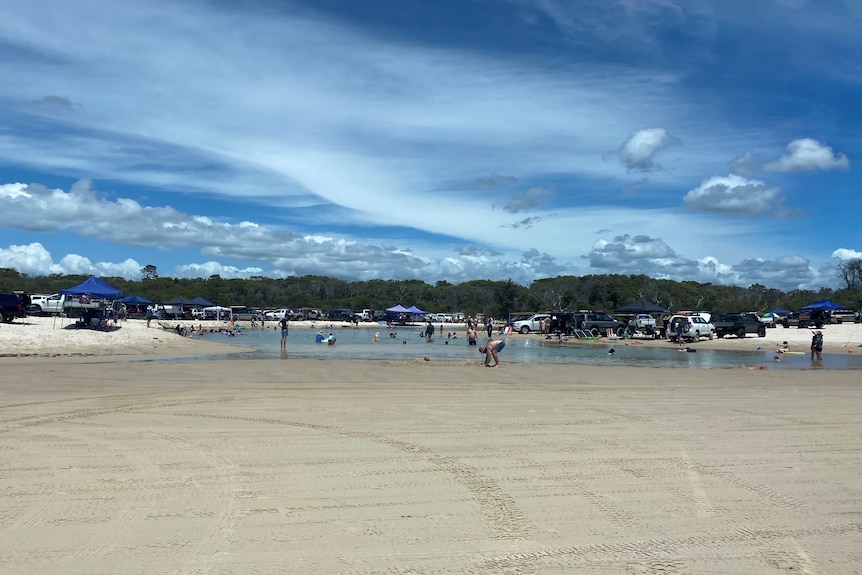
[544,311,627,337]
[0,292,28,323]
[577,312,627,337]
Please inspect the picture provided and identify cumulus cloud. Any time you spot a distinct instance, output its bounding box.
[730,255,816,291]
[584,234,698,278]
[0,242,142,278]
[521,248,567,276]
[581,235,825,290]
[503,186,555,213]
[617,128,675,172]
[173,262,265,279]
[764,138,849,172]
[729,152,758,176]
[683,174,797,218]
[831,248,862,260]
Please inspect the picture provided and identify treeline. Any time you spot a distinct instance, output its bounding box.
[1,268,860,319]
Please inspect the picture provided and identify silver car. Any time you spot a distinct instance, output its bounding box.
[512,313,551,334]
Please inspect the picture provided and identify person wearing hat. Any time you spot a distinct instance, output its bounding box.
[810,330,823,361]
[315,331,325,343]
[479,339,506,367]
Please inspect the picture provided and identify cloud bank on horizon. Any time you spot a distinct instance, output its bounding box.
[0,0,860,291]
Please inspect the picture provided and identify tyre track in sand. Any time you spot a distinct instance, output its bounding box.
[165,411,534,544]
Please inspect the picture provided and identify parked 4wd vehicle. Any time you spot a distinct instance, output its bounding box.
[781,310,826,329]
[828,309,856,324]
[714,313,766,338]
[29,293,66,315]
[0,292,28,323]
[231,307,262,321]
[576,312,627,337]
[512,313,551,334]
[667,314,715,342]
[327,308,354,323]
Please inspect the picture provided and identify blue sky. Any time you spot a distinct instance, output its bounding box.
[1,0,860,290]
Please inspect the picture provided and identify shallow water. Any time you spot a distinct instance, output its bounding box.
[185,326,862,370]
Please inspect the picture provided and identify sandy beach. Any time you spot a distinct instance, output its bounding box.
[2,317,862,573]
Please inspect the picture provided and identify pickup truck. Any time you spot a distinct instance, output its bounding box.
[714,313,767,338]
[29,293,66,315]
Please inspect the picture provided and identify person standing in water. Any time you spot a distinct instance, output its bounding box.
[279,314,289,348]
[810,330,823,361]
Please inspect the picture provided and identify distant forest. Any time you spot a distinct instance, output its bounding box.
[2,263,861,319]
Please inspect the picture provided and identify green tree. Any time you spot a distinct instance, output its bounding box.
[141,264,158,280]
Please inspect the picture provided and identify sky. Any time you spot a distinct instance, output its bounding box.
[0,0,860,291]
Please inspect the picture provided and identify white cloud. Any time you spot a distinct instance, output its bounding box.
[729,152,758,176]
[683,174,795,218]
[730,255,816,291]
[585,234,698,278]
[831,248,862,260]
[764,138,850,172]
[0,242,142,279]
[0,243,63,276]
[172,262,265,279]
[617,128,675,172]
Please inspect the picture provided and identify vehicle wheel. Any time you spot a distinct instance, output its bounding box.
[737,328,746,338]
[616,327,626,337]
[0,312,5,323]
[694,331,700,342]
[758,328,766,337]
[31,305,44,316]
[708,330,714,340]
[590,328,600,337]
[520,326,530,335]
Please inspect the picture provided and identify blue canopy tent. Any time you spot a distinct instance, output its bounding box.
[121,295,153,305]
[801,300,850,311]
[191,296,216,307]
[57,277,123,326]
[59,276,123,299]
[386,304,410,313]
[405,305,427,315]
[765,307,791,316]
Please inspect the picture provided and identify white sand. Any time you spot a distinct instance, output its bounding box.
[0,357,860,573]
[0,315,244,357]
